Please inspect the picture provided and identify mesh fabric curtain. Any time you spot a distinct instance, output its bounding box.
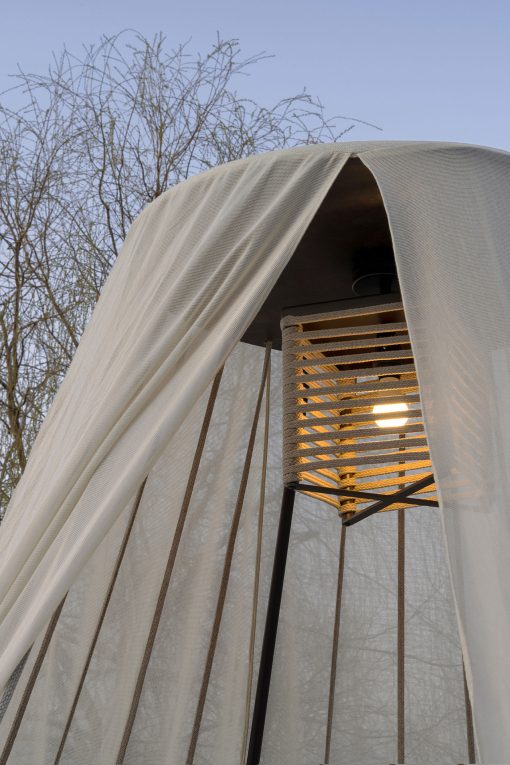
[1,141,509,763]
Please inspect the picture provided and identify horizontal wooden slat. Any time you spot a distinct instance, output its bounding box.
[358,474,436,492]
[294,349,414,368]
[297,450,431,469]
[286,409,424,428]
[287,363,417,383]
[341,462,432,480]
[295,393,421,413]
[294,321,409,340]
[289,333,410,354]
[288,424,425,442]
[281,301,403,330]
[292,436,427,458]
[294,379,418,397]
[298,464,435,484]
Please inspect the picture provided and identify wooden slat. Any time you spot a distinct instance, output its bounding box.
[281,300,403,329]
[287,424,425,442]
[294,348,413,368]
[285,363,417,382]
[292,436,427,458]
[286,410,424,428]
[294,379,418,397]
[289,333,410,353]
[298,450,431,470]
[297,321,408,340]
[295,393,420,413]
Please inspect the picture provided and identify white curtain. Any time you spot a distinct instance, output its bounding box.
[0,345,467,764]
[0,145,349,688]
[1,140,509,762]
[363,143,510,761]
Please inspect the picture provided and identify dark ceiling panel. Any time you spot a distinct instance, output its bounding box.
[241,157,397,348]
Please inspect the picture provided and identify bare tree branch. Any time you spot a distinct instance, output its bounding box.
[0,30,373,516]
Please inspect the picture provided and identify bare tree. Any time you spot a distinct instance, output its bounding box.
[0,31,372,514]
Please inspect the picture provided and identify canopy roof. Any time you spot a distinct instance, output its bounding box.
[242,154,395,347]
[1,140,510,763]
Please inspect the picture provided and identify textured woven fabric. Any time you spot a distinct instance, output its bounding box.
[0,140,509,762]
[0,145,349,687]
[362,144,510,762]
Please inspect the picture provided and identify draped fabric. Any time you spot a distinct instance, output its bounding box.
[362,144,510,762]
[0,140,509,763]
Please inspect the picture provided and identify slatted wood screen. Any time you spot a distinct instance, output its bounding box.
[282,301,436,517]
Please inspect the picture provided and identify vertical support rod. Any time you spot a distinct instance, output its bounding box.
[397,507,405,764]
[246,486,296,765]
[463,662,476,763]
[56,477,147,764]
[0,597,66,765]
[397,430,406,764]
[324,523,347,764]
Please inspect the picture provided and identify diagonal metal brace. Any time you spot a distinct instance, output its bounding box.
[342,474,436,525]
[289,473,436,526]
[292,482,438,509]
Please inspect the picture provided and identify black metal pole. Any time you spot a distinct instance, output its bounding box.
[246,486,296,765]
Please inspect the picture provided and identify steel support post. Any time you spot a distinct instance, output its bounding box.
[246,486,296,765]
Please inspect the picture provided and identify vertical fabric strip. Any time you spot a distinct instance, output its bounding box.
[0,598,67,764]
[240,342,272,765]
[463,662,476,763]
[116,368,224,764]
[54,477,148,764]
[324,523,347,764]
[186,344,272,765]
[397,508,405,764]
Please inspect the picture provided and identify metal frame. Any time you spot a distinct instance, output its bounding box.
[246,486,296,765]
[247,303,445,762]
[291,473,437,526]
[246,473,437,764]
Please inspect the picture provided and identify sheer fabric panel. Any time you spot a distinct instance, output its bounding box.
[0,345,469,764]
[364,144,510,762]
[0,147,349,689]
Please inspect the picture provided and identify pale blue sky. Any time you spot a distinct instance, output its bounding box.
[2,0,510,149]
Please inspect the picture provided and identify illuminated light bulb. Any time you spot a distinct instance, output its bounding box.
[372,402,409,428]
